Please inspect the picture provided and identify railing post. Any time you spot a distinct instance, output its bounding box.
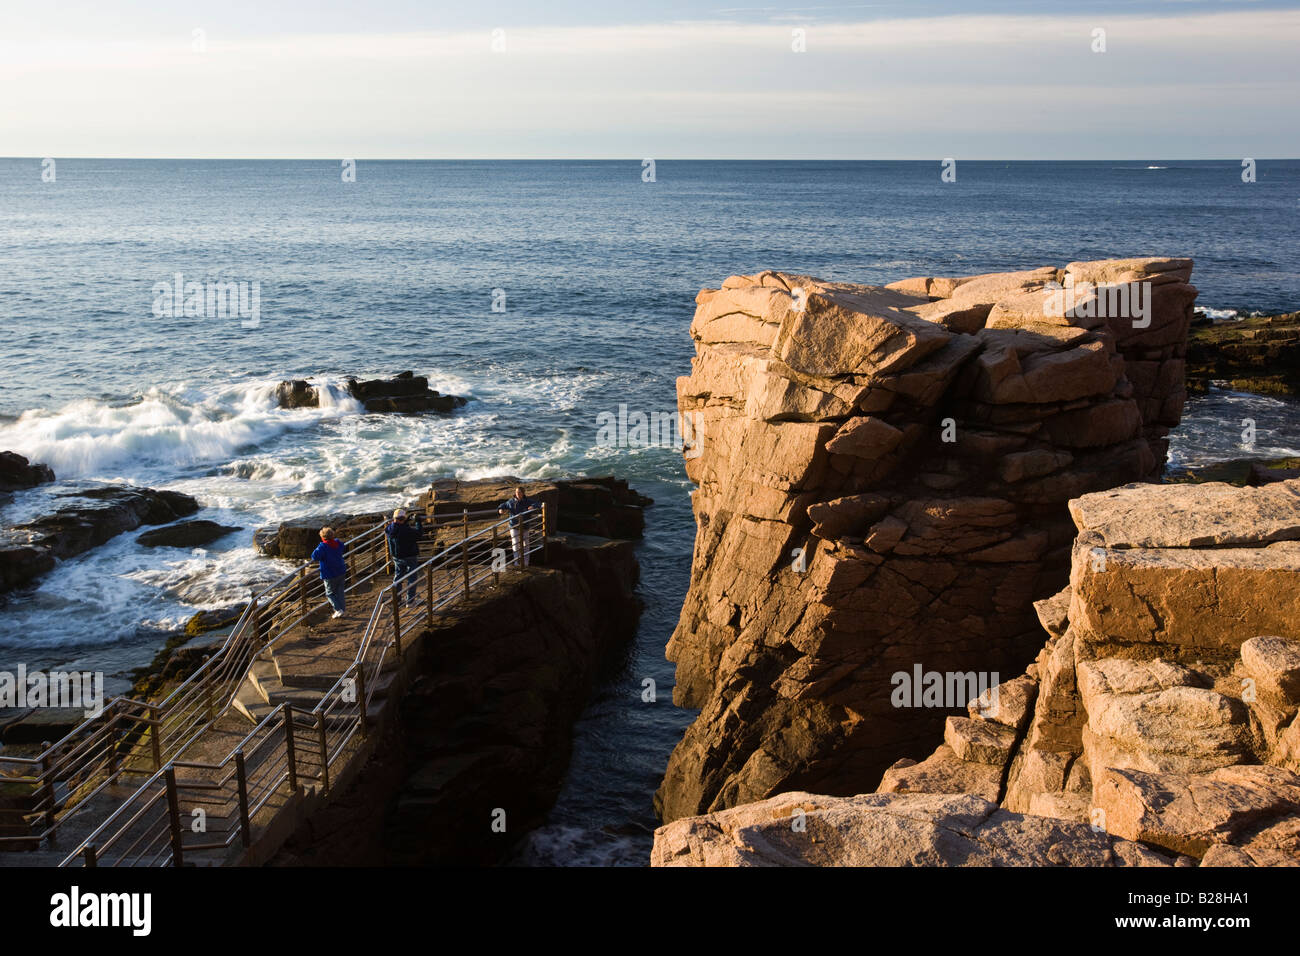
[203,674,214,722]
[105,716,119,779]
[425,563,434,626]
[284,705,298,793]
[392,592,403,657]
[542,502,550,563]
[355,666,368,738]
[164,766,184,867]
[235,750,251,847]
[298,566,308,620]
[250,597,264,647]
[492,523,501,585]
[39,751,55,838]
[461,509,470,600]
[148,705,162,770]
[316,712,331,794]
[83,844,97,868]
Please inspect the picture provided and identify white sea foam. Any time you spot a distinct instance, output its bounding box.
[1199,306,1241,321]
[0,379,363,480]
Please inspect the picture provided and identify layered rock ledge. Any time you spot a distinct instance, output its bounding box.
[657,259,1197,822]
[655,478,1300,866]
[1186,311,1300,397]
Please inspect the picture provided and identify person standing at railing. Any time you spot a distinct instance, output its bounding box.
[497,486,540,567]
[385,508,422,607]
[312,527,348,618]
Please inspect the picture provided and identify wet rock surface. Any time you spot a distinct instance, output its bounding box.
[0,486,200,594]
[0,451,54,493]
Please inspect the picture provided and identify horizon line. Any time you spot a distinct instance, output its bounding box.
[4,156,1298,163]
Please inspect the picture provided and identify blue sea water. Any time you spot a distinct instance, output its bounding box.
[0,158,1298,865]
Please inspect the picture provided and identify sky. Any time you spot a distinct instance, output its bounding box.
[2,0,1298,159]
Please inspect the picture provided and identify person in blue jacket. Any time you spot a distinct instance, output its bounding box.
[498,486,540,567]
[311,526,348,618]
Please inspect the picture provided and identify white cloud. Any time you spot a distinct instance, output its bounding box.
[3,10,1297,157]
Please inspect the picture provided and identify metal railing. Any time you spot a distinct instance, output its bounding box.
[37,505,547,866]
[1,503,547,861]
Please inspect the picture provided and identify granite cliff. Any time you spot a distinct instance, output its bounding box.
[656,258,1198,821]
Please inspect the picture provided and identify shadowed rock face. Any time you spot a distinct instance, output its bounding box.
[0,451,54,492]
[656,260,1197,823]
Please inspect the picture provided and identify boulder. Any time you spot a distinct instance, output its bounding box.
[651,790,1175,867]
[137,519,241,549]
[1095,765,1300,859]
[346,372,468,413]
[273,372,469,413]
[0,451,54,492]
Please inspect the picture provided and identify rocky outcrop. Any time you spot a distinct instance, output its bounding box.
[1186,312,1300,396]
[0,451,54,492]
[276,372,468,413]
[874,478,1300,865]
[657,260,1196,822]
[254,513,384,559]
[653,477,1300,866]
[0,487,200,594]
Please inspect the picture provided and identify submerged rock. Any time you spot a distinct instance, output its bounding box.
[137,519,241,548]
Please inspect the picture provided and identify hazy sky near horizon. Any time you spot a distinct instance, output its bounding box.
[3,1,1298,159]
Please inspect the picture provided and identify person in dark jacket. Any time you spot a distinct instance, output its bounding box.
[311,527,348,618]
[386,508,422,606]
[497,487,540,567]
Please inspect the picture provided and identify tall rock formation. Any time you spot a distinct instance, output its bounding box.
[657,259,1197,821]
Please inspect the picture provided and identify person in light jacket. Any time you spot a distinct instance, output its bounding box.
[497,487,540,567]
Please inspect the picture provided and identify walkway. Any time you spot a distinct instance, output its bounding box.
[0,504,548,866]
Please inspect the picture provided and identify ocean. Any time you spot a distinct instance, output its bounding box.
[1,158,1298,865]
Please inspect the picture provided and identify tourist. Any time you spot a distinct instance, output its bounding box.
[498,486,540,567]
[311,527,348,618]
[386,507,422,607]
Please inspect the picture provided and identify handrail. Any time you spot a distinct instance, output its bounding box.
[1,512,399,849]
[37,504,550,866]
